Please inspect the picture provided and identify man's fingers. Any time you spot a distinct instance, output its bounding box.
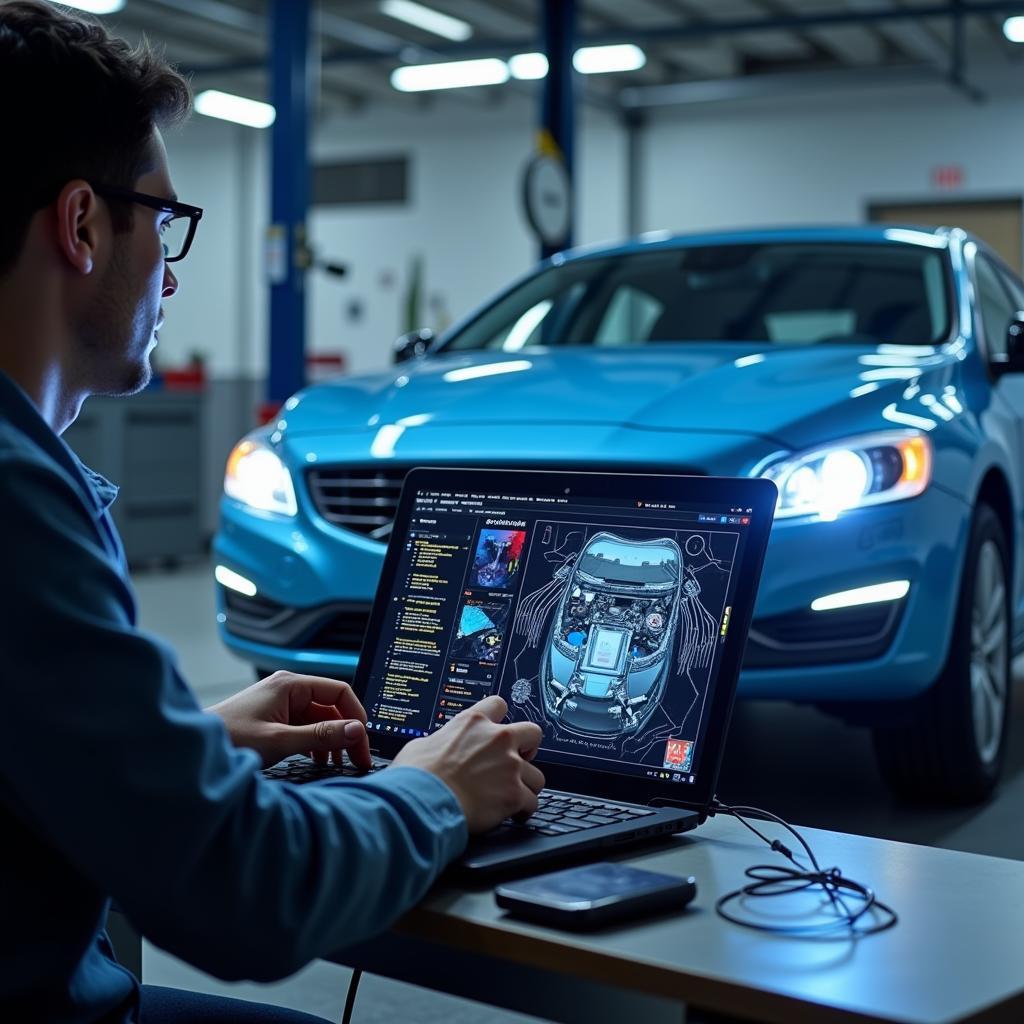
[282,674,368,725]
[521,760,545,796]
[467,694,508,723]
[514,781,539,820]
[506,721,543,758]
[288,719,372,768]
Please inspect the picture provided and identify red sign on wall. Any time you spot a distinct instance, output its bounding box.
[931,164,965,190]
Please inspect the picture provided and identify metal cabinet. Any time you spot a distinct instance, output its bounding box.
[64,391,205,564]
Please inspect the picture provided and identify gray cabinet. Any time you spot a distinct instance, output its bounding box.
[64,391,205,564]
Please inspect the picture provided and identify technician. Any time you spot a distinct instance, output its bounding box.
[0,3,544,1022]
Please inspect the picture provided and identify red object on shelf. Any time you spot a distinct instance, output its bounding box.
[307,352,347,381]
[161,367,205,390]
[257,401,283,425]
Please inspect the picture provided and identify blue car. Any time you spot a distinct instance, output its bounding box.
[214,226,1024,803]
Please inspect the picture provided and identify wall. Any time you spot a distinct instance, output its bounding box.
[159,93,627,380]
[640,80,1024,237]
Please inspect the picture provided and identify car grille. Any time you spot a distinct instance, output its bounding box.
[305,608,373,651]
[306,467,407,540]
[221,587,372,651]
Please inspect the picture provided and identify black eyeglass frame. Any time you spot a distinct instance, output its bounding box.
[91,184,204,263]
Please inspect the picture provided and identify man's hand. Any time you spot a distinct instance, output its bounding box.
[393,695,544,833]
[208,671,372,770]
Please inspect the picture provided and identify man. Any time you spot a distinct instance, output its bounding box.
[0,3,544,1022]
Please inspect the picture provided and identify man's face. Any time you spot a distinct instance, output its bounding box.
[78,130,179,396]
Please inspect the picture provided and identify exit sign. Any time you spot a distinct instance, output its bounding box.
[931,164,965,190]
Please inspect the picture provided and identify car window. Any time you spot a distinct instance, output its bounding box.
[593,286,664,347]
[442,243,952,352]
[996,265,1024,314]
[974,255,1017,360]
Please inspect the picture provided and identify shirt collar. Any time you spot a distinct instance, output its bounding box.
[0,371,120,511]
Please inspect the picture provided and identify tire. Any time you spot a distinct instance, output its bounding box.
[872,503,1012,804]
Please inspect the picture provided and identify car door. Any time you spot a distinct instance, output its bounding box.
[972,248,1024,631]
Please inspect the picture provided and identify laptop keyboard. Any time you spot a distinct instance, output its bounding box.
[263,762,655,834]
[502,792,655,836]
[262,754,387,784]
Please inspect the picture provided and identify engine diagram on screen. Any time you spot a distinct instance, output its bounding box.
[505,523,736,761]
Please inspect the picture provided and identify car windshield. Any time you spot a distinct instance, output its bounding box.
[442,242,951,351]
[578,538,679,586]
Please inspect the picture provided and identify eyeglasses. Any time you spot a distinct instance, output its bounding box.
[91,185,204,263]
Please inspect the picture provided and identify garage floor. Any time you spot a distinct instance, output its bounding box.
[133,558,1024,1021]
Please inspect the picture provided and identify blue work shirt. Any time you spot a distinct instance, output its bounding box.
[0,372,468,1022]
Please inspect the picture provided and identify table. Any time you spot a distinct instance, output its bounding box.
[338,815,1024,1024]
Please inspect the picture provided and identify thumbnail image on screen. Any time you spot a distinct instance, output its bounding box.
[451,599,510,664]
[471,529,526,590]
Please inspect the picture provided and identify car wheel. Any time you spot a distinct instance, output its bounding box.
[872,503,1012,804]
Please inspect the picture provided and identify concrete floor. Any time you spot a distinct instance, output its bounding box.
[132,557,1024,1021]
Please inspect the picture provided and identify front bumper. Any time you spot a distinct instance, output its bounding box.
[214,478,971,700]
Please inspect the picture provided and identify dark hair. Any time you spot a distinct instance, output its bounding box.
[0,0,192,275]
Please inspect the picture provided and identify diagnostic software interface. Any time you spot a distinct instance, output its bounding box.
[361,483,756,789]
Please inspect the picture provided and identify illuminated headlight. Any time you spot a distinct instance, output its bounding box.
[224,435,297,517]
[759,431,932,520]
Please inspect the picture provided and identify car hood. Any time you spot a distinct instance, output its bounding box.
[282,343,959,450]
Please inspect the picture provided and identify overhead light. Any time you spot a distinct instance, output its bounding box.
[381,0,472,42]
[1004,16,1024,42]
[195,90,275,128]
[391,57,509,92]
[573,44,646,75]
[811,580,910,612]
[58,0,125,12]
[509,52,549,80]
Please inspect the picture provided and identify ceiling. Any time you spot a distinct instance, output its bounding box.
[101,0,1024,116]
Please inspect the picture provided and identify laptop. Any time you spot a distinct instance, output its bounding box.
[264,467,777,876]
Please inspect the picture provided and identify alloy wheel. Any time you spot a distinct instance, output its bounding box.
[970,539,1009,767]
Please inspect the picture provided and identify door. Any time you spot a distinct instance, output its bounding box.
[869,198,1023,274]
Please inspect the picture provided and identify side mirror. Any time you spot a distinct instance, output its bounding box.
[392,328,435,364]
[996,314,1024,375]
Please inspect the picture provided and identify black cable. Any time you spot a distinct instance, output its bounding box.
[709,798,898,938]
[340,968,362,1024]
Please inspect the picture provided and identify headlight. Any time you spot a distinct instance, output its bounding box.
[224,435,297,517]
[759,431,932,520]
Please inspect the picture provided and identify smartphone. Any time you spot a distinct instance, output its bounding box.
[495,862,697,929]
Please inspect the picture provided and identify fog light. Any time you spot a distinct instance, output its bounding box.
[811,580,910,612]
[215,565,257,598]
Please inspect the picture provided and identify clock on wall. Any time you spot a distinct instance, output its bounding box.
[522,152,572,251]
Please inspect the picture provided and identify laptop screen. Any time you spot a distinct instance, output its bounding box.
[358,470,770,797]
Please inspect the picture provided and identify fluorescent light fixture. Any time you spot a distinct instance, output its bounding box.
[59,0,125,12]
[214,565,257,598]
[195,90,275,129]
[381,0,472,41]
[509,52,549,80]
[392,57,509,92]
[573,44,646,75]
[1004,16,1024,42]
[443,360,532,383]
[811,580,910,612]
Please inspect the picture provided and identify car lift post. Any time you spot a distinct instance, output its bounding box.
[266,0,311,412]
[540,0,576,261]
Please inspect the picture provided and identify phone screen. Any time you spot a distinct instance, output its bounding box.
[508,863,681,905]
